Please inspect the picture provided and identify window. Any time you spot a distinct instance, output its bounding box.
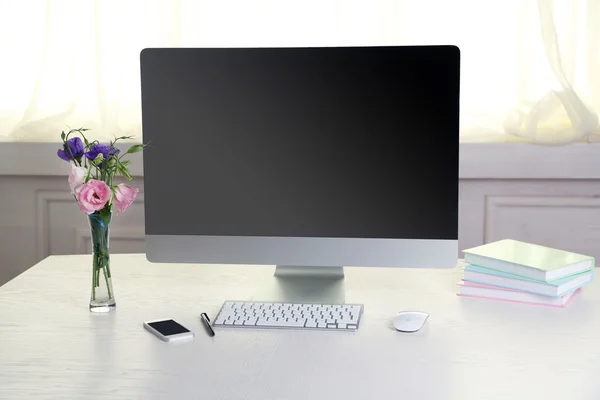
[1,0,598,144]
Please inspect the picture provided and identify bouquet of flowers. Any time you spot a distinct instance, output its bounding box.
[57,127,147,311]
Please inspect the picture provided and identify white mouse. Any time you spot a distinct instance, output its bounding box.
[393,311,429,332]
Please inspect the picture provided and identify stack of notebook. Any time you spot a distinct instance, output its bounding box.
[458,239,595,307]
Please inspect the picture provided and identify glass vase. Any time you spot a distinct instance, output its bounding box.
[88,207,116,312]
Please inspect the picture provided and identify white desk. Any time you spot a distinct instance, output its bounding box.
[1,254,599,399]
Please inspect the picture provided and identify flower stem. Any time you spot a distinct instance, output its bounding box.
[103,265,112,300]
[92,266,96,301]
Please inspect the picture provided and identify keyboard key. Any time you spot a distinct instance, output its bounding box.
[350,305,362,314]
[305,320,317,328]
[288,319,305,327]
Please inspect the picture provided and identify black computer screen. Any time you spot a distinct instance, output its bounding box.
[141,46,459,240]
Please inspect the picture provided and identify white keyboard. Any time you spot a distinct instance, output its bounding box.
[213,301,363,330]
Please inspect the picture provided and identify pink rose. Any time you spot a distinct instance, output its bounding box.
[113,183,139,213]
[68,162,88,195]
[77,180,111,214]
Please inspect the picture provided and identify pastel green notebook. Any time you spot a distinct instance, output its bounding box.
[462,239,594,282]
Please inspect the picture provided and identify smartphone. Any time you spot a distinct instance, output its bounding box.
[143,319,195,342]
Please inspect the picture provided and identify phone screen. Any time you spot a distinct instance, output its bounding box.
[148,320,190,336]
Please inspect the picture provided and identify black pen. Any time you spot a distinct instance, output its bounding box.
[200,313,215,336]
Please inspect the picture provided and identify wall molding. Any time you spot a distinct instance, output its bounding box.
[484,195,600,243]
[1,142,600,179]
[35,190,75,261]
[459,143,600,180]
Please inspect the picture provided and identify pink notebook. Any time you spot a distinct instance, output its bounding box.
[457,280,580,308]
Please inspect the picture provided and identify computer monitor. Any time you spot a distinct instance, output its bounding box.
[140,46,459,300]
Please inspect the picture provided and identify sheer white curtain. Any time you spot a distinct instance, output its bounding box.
[0,0,598,143]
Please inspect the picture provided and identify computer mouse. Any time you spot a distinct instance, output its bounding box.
[393,311,429,332]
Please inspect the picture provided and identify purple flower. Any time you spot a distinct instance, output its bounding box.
[57,137,85,162]
[85,144,120,167]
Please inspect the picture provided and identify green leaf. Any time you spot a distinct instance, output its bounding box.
[60,131,66,141]
[126,144,145,154]
[119,164,132,180]
[93,153,104,166]
[99,206,112,221]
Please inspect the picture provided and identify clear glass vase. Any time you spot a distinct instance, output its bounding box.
[88,207,116,312]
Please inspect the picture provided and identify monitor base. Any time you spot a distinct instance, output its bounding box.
[251,266,346,304]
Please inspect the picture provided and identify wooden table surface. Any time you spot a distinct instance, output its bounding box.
[1,254,599,399]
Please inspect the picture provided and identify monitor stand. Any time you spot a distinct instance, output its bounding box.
[252,266,346,304]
